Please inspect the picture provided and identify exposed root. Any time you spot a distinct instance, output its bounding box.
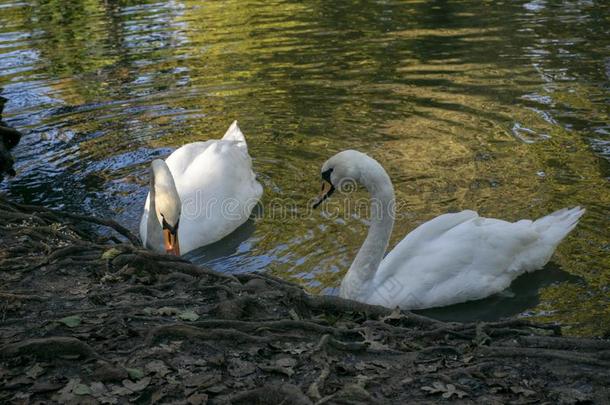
[479,346,610,368]
[0,337,99,361]
[518,335,610,351]
[0,293,48,302]
[216,383,313,405]
[1,194,609,404]
[145,324,272,346]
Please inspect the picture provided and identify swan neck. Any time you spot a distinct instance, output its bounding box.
[145,172,160,250]
[340,162,394,299]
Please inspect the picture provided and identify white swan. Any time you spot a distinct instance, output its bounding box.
[313,150,584,309]
[140,121,263,255]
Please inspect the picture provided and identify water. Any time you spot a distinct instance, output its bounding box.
[1,0,608,336]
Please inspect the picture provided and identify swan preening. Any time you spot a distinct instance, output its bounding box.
[313,150,584,310]
[140,121,263,256]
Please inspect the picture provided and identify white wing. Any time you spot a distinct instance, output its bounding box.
[367,209,580,309]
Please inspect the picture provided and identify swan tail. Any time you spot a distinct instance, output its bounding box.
[533,206,585,244]
[517,206,585,273]
[222,120,247,148]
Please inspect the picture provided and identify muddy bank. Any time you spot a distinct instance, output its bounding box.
[1,196,609,404]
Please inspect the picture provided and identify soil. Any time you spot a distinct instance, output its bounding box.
[0,196,609,404]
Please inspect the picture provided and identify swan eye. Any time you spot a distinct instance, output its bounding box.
[321,168,333,184]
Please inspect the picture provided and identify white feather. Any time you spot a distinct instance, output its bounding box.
[140,121,263,255]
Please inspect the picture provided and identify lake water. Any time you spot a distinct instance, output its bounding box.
[0,0,608,336]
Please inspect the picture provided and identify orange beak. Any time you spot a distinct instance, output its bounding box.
[312,180,335,209]
[163,229,181,256]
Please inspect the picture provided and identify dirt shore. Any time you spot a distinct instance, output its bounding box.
[0,196,609,404]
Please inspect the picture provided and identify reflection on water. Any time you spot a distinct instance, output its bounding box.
[417,263,582,323]
[0,0,608,336]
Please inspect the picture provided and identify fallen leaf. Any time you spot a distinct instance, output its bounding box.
[151,389,166,403]
[187,393,208,405]
[25,364,45,379]
[259,357,296,377]
[57,315,81,328]
[158,307,179,316]
[89,381,107,396]
[73,383,92,396]
[123,376,151,392]
[126,368,144,380]
[142,307,156,316]
[511,386,537,397]
[442,384,468,399]
[53,378,79,403]
[101,248,121,260]
[421,381,446,394]
[178,309,200,322]
[227,359,256,377]
[110,384,133,397]
[185,373,217,388]
[191,372,221,389]
[422,381,468,399]
[145,360,170,377]
[286,346,308,355]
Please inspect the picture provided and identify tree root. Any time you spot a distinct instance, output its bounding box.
[145,324,272,346]
[0,337,99,361]
[315,333,370,353]
[518,335,610,351]
[190,319,359,337]
[307,362,331,401]
[1,194,609,404]
[216,382,313,405]
[0,293,48,302]
[479,345,610,368]
[2,200,140,245]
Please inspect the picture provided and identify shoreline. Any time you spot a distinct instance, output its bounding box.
[1,195,608,403]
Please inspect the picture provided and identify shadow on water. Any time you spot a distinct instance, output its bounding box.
[417,263,583,323]
[185,218,257,272]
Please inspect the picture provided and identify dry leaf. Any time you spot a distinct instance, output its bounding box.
[123,376,151,392]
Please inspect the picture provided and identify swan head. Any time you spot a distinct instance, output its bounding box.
[150,159,181,255]
[312,150,368,208]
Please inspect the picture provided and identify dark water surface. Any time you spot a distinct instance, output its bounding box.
[1,0,608,335]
